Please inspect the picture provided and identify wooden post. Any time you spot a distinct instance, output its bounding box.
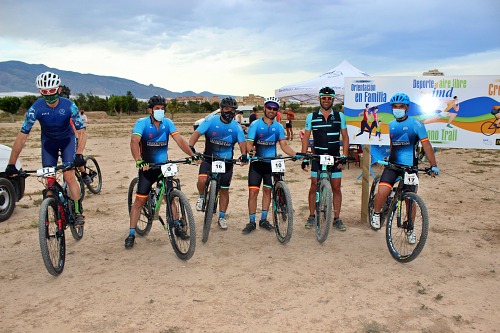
[360,145,371,224]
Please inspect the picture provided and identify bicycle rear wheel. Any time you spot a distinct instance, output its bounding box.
[38,197,65,276]
[386,192,429,263]
[316,179,332,243]
[84,156,102,194]
[202,179,217,243]
[273,181,293,244]
[166,189,196,260]
[128,177,153,236]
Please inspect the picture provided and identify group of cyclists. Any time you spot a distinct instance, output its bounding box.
[4,71,439,250]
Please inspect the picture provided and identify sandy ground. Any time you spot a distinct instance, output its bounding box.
[0,115,499,333]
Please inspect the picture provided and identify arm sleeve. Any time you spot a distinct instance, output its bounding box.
[20,107,37,134]
[246,121,257,142]
[196,118,210,135]
[167,119,179,136]
[71,103,86,130]
[132,119,145,137]
[339,112,347,130]
[304,113,313,131]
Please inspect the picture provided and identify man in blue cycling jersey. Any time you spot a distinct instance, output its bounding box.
[125,95,197,249]
[242,97,297,234]
[300,87,349,231]
[5,72,87,225]
[370,93,439,243]
[188,97,248,230]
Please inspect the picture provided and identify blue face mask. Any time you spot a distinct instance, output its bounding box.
[153,109,165,121]
[392,109,406,119]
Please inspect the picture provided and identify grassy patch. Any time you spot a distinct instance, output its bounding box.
[363,321,389,333]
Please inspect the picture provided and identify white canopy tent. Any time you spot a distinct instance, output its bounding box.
[275,60,370,104]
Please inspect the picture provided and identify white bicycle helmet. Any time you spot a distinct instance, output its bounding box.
[36,72,61,89]
[264,96,280,107]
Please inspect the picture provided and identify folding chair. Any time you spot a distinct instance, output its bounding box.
[357,145,391,179]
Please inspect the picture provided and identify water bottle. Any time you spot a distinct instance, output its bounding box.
[59,191,66,204]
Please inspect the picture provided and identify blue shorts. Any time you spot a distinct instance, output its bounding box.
[41,136,76,167]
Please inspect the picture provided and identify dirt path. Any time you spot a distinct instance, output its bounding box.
[0,117,498,333]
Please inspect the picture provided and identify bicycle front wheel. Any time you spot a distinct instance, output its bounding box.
[84,156,102,194]
[273,181,293,244]
[38,197,65,276]
[316,179,332,243]
[202,179,217,243]
[128,177,152,236]
[386,192,429,263]
[368,175,380,229]
[167,189,196,260]
[481,121,496,136]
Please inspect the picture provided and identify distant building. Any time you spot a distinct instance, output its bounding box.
[241,94,264,106]
[423,69,444,76]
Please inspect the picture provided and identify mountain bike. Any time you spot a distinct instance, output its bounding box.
[21,164,84,276]
[368,161,433,263]
[306,154,347,243]
[251,156,295,244]
[127,158,196,260]
[75,155,102,197]
[199,155,240,243]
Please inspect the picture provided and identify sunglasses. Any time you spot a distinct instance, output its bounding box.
[39,88,58,95]
[266,106,279,111]
[320,96,333,101]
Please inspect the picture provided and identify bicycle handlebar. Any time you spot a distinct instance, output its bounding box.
[249,155,297,162]
[200,154,241,164]
[304,153,349,165]
[148,158,193,168]
[18,164,76,177]
[378,160,433,175]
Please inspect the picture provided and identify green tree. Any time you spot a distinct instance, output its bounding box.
[187,101,200,113]
[211,101,220,110]
[167,99,180,120]
[20,95,38,112]
[200,101,213,113]
[60,85,71,98]
[0,96,21,122]
[108,95,125,120]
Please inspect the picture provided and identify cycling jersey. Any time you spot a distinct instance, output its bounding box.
[132,116,178,163]
[196,115,245,159]
[247,118,286,160]
[21,97,85,140]
[388,116,429,166]
[305,109,346,156]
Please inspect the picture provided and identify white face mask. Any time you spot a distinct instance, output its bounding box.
[392,108,406,119]
[153,109,165,121]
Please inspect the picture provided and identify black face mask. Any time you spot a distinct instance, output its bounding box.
[221,111,235,123]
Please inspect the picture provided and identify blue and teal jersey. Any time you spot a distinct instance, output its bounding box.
[21,97,85,140]
[132,116,178,163]
[389,117,429,166]
[196,116,245,159]
[247,118,286,160]
[305,110,346,155]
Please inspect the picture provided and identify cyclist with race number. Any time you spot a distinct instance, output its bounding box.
[242,97,298,234]
[125,95,197,249]
[189,97,248,230]
[5,71,87,225]
[370,93,439,240]
[300,87,349,231]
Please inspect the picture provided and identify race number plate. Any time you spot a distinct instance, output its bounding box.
[404,172,419,185]
[37,167,55,177]
[320,155,335,166]
[271,159,285,173]
[212,160,226,173]
[161,163,178,177]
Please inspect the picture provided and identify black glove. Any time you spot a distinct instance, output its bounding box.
[189,145,197,154]
[301,159,310,170]
[190,153,202,163]
[5,164,19,177]
[74,154,86,167]
[239,154,249,163]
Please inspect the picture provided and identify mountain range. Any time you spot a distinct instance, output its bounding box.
[0,60,222,99]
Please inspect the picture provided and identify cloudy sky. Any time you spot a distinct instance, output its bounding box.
[1,0,499,97]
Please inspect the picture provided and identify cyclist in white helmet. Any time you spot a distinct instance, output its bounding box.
[5,72,88,225]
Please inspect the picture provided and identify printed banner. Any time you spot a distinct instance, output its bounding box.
[344,76,500,149]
